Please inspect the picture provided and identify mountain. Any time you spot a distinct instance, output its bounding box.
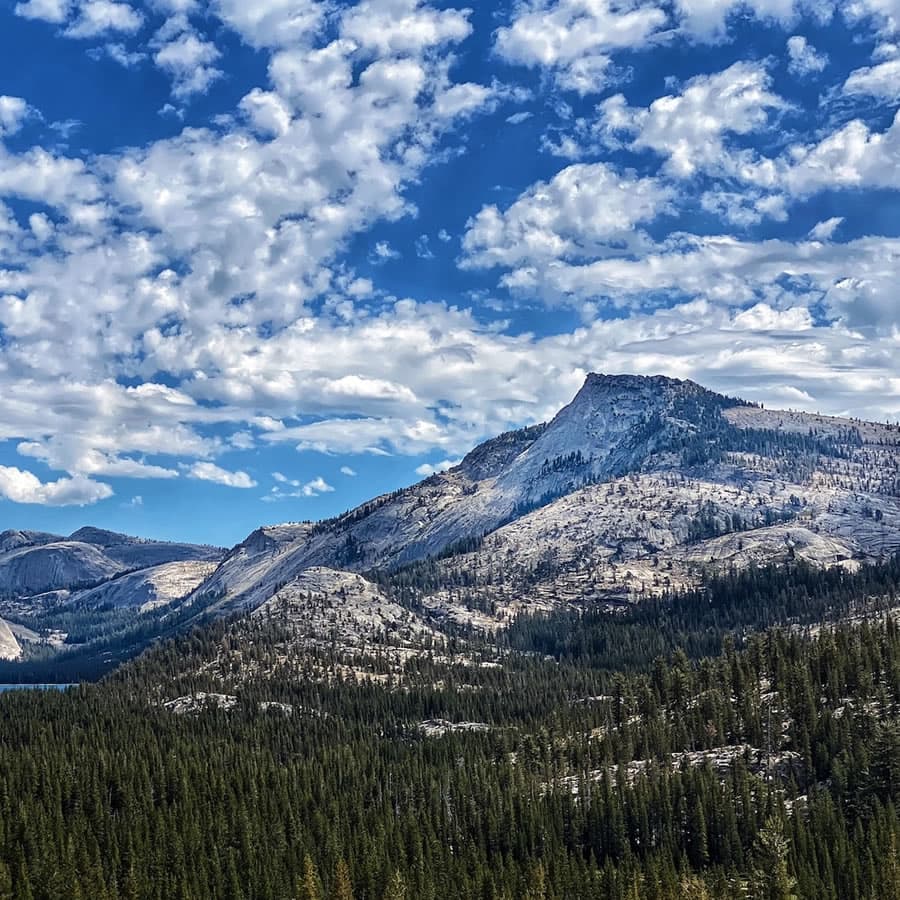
[0,527,222,598]
[4,372,900,678]
[183,373,900,629]
[68,560,220,613]
[0,529,225,672]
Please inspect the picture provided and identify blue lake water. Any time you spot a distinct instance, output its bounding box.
[0,684,76,693]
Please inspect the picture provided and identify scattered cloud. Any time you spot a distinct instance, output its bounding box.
[495,0,667,94]
[787,35,828,76]
[416,459,461,476]
[462,162,673,271]
[506,111,532,125]
[3,0,900,529]
[369,241,402,264]
[152,20,223,99]
[13,0,71,24]
[415,234,434,259]
[265,473,335,501]
[0,466,113,506]
[809,217,844,241]
[842,57,900,101]
[188,462,257,489]
[65,1,143,38]
[0,96,35,138]
[596,61,785,178]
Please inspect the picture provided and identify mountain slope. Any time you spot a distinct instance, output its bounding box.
[0,528,222,598]
[0,618,21,661]
[178,375,900,623]
[71,561,220,613]
[187,376,744,612]
[184,373,900,625]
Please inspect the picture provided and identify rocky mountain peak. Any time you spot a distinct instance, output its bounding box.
[67,527,132,547]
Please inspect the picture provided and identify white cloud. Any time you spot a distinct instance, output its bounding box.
[65,1,143,38]
[342,0,472,56]
[787,35,828,76]
[415,234,434,259]
[239,89,293,137]
[597,61,785,178]
[153,25,223,99]
[0,97,34,138]
[462,162,672,271]
[369,241,401,263]
[188,462,257,488]
[93,42,146,66]
[340,466,357,476]
[846,0,900,35]
[212,0,324,48]
[674,0,806,42]
[302,476,334,496]
[700,190,787,227]
[7,0,900,493]
[0,466,113,506]
[13,0,70,23]
[809,217,844,240]
[495,0,667,94]
[781,112,900,195]
[416,458,461,476]
[843,57,900,101]
[264,473,335,500]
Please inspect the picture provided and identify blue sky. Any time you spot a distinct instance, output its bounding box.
[0,0,899,546]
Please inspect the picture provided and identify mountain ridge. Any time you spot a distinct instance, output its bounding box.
[179,373,900,626]
[4,372,900,675]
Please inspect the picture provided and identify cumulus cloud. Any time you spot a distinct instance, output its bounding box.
[809,217,844,241]
[211,0,325,48]
[787,35,828,76]
[462,163,673,270]
[13,0,71,23]
[842,57,900,101]
[65,0,143,38]
[0,0,500,485]
[153,23,223,99]
[674,0,808,42]
[495,0,667,94]
[416,459,461,476]
[188,462,257,489]
[0,466,113,506]
[597,61,785,178]
[846,0,900,34]
[5,0,900,498]
[0,96,35,138]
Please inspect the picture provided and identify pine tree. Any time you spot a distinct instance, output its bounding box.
[331,859,354,900]
[750,817,799,900]
[382,870,407,900]
[298,855,323,900]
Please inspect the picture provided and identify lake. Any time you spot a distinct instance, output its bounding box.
[0,684,76,693]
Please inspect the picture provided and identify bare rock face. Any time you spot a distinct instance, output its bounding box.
[0,618,21,661]
[71,561,220,613]
[183,374,900,627]
[0,529,223,599]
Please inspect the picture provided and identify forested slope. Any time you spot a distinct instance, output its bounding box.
[1,560,900,898]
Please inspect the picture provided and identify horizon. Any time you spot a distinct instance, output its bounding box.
[2,0,900,544]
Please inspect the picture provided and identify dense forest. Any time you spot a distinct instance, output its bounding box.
[1,561,900,898]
